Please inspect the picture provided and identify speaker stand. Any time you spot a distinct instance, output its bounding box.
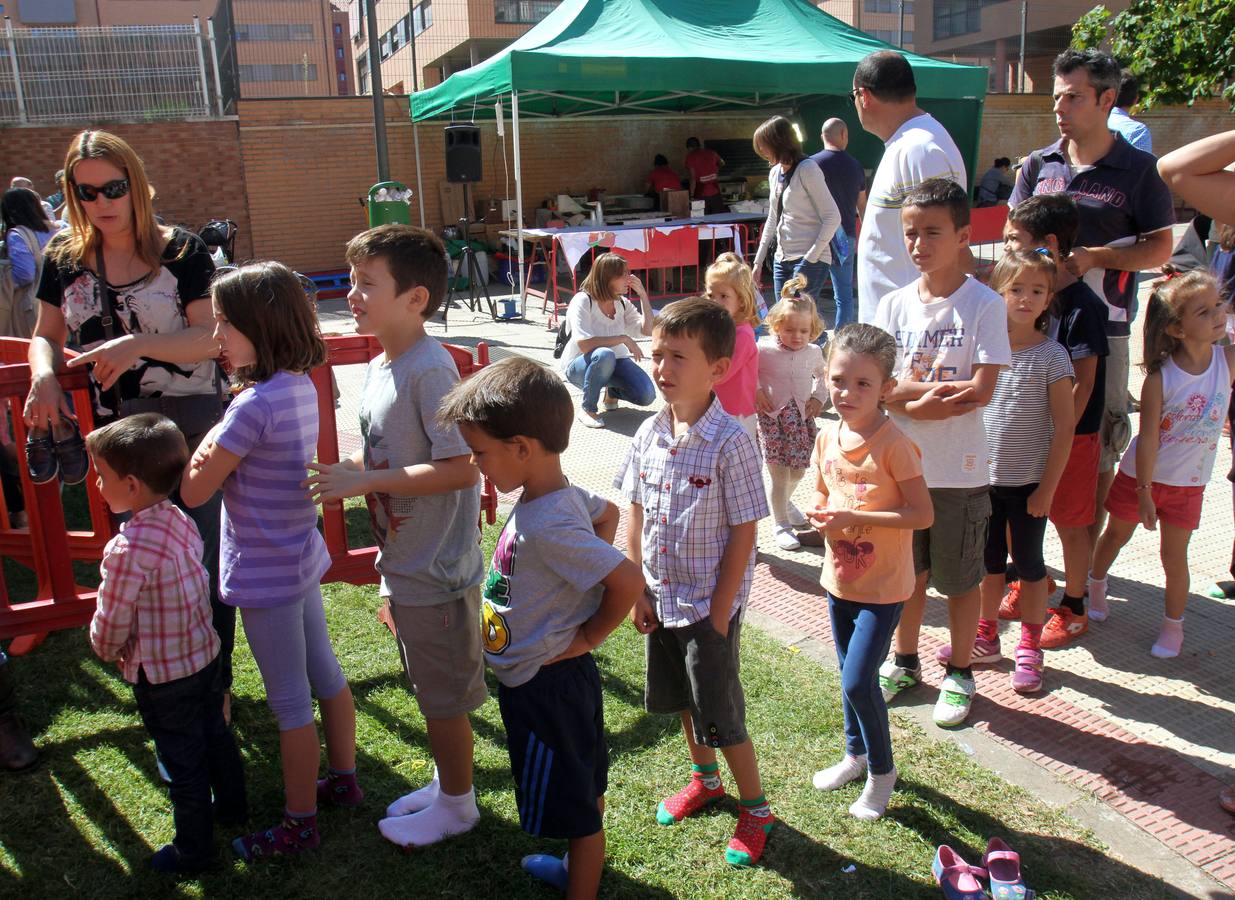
[443,184,496,327]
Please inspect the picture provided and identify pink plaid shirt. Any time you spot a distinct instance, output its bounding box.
[90,499,219,685]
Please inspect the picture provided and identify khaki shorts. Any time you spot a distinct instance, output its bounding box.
[389,585,488,719]
[1099,336,1132,472]
[912,486,991,597]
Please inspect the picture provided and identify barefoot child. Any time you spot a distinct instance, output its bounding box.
[707,252,763,441]
[439,357,646,899]
[617,298,775,867]
[807,325,932,820]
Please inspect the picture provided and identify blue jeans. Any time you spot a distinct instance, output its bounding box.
[827,593,903,775]
[565,347,657,414]
[827,231,857,330]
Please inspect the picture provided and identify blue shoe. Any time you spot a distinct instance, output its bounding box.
[983,838,1030,900]
[932,845,987,900]
[521,853,569,892]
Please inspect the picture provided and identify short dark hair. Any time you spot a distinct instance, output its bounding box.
[1116,69,1139,109]
[853,50,916,103]
[1007,193,1079,257]
[994,157,1011,168]
[902,177,970,229]
[1053,48,1120,105]
[752,115,803,167]
[653,296,735,363]
[345,225,448,319]
[653,154,668,167]
[85,413,188,497]
[685,137,701,149]
[437,357,573,454]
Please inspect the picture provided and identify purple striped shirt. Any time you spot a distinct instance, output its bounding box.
[215,370,330,607]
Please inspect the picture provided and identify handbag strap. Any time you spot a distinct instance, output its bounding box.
[94,246,119,341]
[772,157,806,235]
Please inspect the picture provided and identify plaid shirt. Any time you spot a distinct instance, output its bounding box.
[616,397,769,628]
[90,499,219,685]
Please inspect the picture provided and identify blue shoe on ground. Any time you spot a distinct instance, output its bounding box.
[521,853,569,892]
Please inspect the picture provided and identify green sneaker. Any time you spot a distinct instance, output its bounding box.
[878,661,921,703]
[933,672,976,728]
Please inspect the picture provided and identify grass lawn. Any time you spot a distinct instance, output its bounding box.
[0,511,1167,898]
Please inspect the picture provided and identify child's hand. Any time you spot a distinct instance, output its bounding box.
[630,590,659,634]
[189,424,224,470]
[545,629,591,665]
[303,460,367,503]
[812,507,857,532]
[756,389,775,414]
[804,397,824,419]
[904,383,963,420]
[1138,490,1158,531]
[1027,486,1054,518]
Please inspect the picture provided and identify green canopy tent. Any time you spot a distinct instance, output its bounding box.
[410,0,987,297]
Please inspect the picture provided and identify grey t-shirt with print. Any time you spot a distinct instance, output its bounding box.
[482,486,625,688]
[360,335,483,605]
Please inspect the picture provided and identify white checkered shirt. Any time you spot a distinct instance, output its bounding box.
[616,397,769,628]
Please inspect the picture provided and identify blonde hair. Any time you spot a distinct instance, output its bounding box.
[705,252,761,327]
[764,273,824,340]
[989,249,1058,331]
[1141,269,1220,374]
[579,253,629,305]
[52,130,174,272]
[825,323,898,381]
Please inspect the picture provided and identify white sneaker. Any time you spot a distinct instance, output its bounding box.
[601,391,620,411]
[786,502,809,528]
[933,672,976,728]
[774,525,801,550]
[878,660,921,703]
[576,410,605,429]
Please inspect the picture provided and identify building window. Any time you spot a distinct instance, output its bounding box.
[235,23,315,42]
[494,1,558,25]
[933,0,981,40]
[413,1,432,35]
[379,33,392,60]
[334,23,342,36]
[864,0,914,13]
[336,47,344,59]
[865,28,901,44]
[239,63,319,82]
[339,72,347,82]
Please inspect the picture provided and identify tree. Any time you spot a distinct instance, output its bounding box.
[1071,1,1235,110]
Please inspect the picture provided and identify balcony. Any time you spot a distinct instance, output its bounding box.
[494,1,560,25]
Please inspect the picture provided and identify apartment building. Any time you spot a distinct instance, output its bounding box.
[815,0,915,51]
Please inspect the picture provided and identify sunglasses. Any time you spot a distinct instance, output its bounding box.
[73,178,130,203]
[848,88,860,102]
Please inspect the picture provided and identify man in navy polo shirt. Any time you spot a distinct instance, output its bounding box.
[1009,47,1174,606]
[810,118,867,331]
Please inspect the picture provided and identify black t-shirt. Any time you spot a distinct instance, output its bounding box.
[39,227,216,419]
[1048,281,1109,435]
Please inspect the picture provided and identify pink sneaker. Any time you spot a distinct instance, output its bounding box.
[934,634,1002,667]
[1010,647,1044,693]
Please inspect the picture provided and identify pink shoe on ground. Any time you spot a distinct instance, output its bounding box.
[1010,646,1044,694]
[935,635,1002,667]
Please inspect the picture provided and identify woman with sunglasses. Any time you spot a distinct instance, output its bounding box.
[22,130,236,716]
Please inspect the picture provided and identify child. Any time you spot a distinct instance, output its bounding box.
[438,357,646,899]
[1089,271,1235,658]
[707,252,762,441]
[1001,195,1110,647]
[872,178,1011,728]
[756,274,828,550]
[304,225,488,848]
[807,325,932,820]
[943,251,1074,694]
[87,413,246,874]
[181,262,356,861]
[616,298,775,867]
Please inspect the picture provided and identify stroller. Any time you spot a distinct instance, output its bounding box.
[199,219,238,266]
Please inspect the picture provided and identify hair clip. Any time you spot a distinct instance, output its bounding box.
[1032,247,1053,259]
[1163,269,1182,280]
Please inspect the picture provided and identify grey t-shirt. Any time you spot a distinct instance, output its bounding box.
[360,335,483,604]
[482,486,625,688]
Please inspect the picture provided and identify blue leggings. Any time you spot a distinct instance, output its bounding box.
[827,594,903,775]
[239,585,347,731]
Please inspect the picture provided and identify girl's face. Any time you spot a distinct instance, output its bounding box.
[706,276,741,320]
[72,157,133,239]
[1001,269,1053,329]
[828,348,891,424]
[608,269,630,297]
[1173,286,1229,345]
[212,298,256,371]
[775,312,813,350]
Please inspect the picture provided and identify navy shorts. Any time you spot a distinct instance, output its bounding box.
[497,653,608,840]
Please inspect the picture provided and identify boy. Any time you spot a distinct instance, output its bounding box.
[86,413,246,874]
[615,298,774,867]
[438,356,646,899]
[305,225,487,848]
[872,178,1012,728]
[1003,194,1110,647]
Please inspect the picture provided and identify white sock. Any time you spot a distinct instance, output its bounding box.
[767,464,791,527]
[378,788,479,847]
[385,766,440,817]
[1087,572,1109,621]
[812,753,867,791]
[849,767,897,821]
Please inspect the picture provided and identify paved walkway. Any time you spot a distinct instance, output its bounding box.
[320,274,1235,893]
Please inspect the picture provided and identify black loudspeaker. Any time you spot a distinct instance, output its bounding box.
[445,124,482,184]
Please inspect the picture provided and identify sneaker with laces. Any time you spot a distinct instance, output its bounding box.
[933,634,1002,667]
[1010,646,1044,693]
[878,660,920,703]
[1040,608,1088,649]
[998,577,1057,620]
[724,808,775,867]
[656,774,725,825]
[933,672,976,728]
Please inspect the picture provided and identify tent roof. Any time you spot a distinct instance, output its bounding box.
[410,0,988,121]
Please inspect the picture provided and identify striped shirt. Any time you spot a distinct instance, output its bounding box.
[616,396,769,628]
[216,370,331,607]
[983,340,1074,486]
[90,499,219,684]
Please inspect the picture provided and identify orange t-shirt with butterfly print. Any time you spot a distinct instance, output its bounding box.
[812,417,922,604]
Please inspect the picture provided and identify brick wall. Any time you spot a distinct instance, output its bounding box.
[0,119,254,260]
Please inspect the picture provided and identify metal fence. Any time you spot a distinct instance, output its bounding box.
[0,22,221,125]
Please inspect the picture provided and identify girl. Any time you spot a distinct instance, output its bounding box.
[707,252,762,440]
[941,250,1074,694]
[807,324,932,821]
[1089,270,1235,658]
[558,252,656,428]
[181,262,360,861]
[756,274,828,550]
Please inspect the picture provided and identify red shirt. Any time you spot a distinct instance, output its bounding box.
[685,148,722,198]
[648,165,682,194]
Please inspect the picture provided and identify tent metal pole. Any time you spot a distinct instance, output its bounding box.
[512,89,527,308]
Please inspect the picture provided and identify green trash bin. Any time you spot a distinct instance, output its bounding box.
[367,181,412,227]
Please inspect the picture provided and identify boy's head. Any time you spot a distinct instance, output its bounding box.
[650,297,734,405]
[345,225,448,340]
[437,357,572,493]
[84,413,188,514]
[1005,193,1079,260]
[900,178,971,275]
